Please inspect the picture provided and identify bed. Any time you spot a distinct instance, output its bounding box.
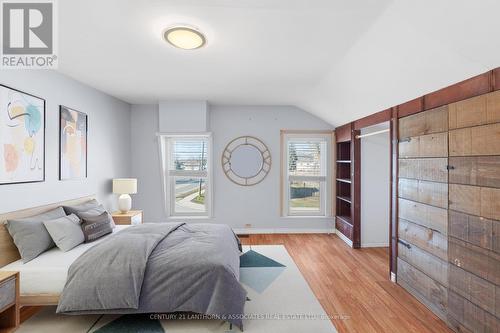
[0,196,247,329]
[1,225,130,296]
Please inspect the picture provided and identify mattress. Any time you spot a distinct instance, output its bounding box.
[0,225,130,295]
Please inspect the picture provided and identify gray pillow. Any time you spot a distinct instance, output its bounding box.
[81,212,113,243]
[6,207,66,263]
[64,201,115,228]
[63,199,99,215]
[43,214,84,252]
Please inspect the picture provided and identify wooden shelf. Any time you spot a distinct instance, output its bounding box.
[336,215,353,226]
[335,122,360,248]
[337,196,352,204]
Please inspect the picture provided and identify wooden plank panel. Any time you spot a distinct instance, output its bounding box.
[336,123,352,142]
[398,179,448,208]
[447,290,500,333]
[424,71,492,110]
[495,68,500,91]
[448,264,497,316]
[450,184,500,221]
[398,198,448,234]
[447,315,474,333]
[449,156,500,188]
[449,184,481,216]
[398,158,448,183]
[399,106,448,139]
[449,123,500,156]
[449,237,500,285]
[481,187,500,221]
[448,94,487,129]
[486,90,500,124]
[397,258,447,319]
[398,242,448,286]
[354,108,391,130]
[399,219,447,261]
[397,97,424,118]
[336,217,353,240]
[449,210,496,252]
[494,220,500,254]
[399,132,448,158]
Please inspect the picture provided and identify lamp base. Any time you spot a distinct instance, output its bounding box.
[118,194,132,213]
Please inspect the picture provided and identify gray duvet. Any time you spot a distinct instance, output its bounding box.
[56,223,247,329]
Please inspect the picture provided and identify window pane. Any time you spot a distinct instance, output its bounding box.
[174,178,207,214]
[288,140,326,177]
[289,181,320,212]
[170,139,208,171]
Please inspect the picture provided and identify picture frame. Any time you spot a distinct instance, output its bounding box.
[59,105,88,180]
[0,84,46,185]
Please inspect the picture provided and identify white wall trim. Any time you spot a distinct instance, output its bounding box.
[233,228,334,235]
[335,229,353,247]
[361,242,390,248]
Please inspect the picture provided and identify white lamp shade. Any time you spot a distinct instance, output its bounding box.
[113,178,137,194]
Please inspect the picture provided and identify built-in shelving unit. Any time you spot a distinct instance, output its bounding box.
[334,122,360,248]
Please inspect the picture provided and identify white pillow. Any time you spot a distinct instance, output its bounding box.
[43,214,84,252]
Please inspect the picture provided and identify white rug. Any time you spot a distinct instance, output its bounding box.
[18,245,337,333]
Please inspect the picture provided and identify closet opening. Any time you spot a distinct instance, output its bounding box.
[358,121,391,272]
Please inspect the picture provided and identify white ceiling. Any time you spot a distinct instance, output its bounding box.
[58,0,500,126]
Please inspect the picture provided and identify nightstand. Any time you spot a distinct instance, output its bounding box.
[112,210,143,225]
[0,271,19,333]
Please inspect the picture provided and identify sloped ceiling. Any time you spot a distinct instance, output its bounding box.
[57,0,500,126]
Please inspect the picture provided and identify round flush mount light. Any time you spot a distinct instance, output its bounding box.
[163,26,206,50]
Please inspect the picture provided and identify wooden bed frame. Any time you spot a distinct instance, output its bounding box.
[0,195,95,306]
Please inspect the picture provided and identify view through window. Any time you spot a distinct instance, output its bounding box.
[164,135,211,216]
[283,132,331,216]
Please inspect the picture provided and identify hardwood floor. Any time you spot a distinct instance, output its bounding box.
[21,233,452,332]
[240,233,452,333]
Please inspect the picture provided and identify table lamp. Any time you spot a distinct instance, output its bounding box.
[113,178,137,213]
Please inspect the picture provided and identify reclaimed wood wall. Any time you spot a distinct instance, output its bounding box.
[397,90,500,332]
[397,106,450,321]
[446,90,500,333]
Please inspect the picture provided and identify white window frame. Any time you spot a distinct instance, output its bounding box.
[281,131,332,217]
[158,133,213,219]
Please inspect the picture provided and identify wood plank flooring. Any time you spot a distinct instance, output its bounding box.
[240,233,452,333]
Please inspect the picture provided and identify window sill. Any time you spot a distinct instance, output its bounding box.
[166,216,213,220]
[280,215,334,220]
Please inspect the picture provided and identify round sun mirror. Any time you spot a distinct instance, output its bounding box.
[222,136,271,186]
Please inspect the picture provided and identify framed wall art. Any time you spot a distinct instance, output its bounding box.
[59,105,88,180]
[0,84,45,185]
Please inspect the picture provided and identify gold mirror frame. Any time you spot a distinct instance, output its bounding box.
[221,136,271,186]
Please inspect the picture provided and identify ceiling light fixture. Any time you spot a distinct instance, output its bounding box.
[163,26,206,50]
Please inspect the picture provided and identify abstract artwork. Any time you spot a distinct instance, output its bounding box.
[0,84,45,185]
[59,106,87,180]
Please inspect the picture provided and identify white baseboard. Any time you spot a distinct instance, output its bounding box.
[335,229,353,247]
[361,242,389,248]
[233,228,334,235]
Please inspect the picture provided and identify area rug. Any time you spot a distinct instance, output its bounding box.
[18,245,337,333]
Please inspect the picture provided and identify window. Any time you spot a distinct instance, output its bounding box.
[282,131,332,216]
[160,134,212,217]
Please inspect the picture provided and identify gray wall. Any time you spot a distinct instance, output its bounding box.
[0,70,131,213]
[131,104,335,232]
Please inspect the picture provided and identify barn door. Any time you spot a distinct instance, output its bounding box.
[396,91,500,332]
[446,92,500,332]
[397,106,449,320]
